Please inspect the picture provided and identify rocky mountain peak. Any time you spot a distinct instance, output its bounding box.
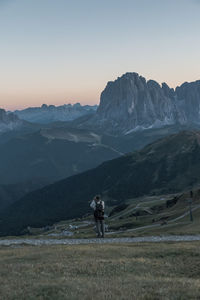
[96,72,179,133]
[95,72,200,134]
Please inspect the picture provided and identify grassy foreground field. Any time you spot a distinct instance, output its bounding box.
[0,242,200,300]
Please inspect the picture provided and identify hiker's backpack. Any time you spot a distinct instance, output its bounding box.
[94,201,104,219]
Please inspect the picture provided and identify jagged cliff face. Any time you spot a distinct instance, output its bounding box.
[176,81,200,123]
[96,73,200,133]
[0,109,23,133]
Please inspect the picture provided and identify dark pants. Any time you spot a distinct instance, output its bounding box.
[95,218,105,237]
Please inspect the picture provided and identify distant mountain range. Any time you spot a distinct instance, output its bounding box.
[14,103,98,124]
[1,130,200,236]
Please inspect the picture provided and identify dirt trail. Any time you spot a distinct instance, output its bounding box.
[0,235,200,246]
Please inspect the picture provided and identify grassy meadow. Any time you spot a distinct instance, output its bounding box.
[0,242,200,300]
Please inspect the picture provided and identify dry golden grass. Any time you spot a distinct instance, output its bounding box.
[0,242,200,300]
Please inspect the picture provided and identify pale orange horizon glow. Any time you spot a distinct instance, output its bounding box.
[0,94,100,111]
[0,0,200,111]
[1,73,200,111]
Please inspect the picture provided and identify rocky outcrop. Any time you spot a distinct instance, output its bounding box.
[176,81,200,123]
[0,109,23,133]
[95,73,200,134]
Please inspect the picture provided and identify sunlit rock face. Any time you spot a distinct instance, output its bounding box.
[95,73,200,134]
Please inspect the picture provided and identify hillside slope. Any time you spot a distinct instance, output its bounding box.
[0,180,49,213]
[1,130,200,235]
[0,128,121,184]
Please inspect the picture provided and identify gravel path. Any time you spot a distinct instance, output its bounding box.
[0,235,200,246]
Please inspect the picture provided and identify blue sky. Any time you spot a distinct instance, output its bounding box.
[0,0,200,109]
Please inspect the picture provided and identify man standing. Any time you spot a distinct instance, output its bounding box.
[90,195,105,238]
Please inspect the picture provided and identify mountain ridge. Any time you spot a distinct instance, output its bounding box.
[1,130,200,236]
[14,103,98,124]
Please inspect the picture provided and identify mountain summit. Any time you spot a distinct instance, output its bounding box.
[87,73,200,134]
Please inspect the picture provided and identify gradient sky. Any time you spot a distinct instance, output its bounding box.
[0,0,200,110]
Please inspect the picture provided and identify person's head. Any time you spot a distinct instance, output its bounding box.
[95,195,101,202]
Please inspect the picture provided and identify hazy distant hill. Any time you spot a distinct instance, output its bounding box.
[0,127,121,185]
[0,108,24,133]
[0,180,49,213]
[1,130,200,236]
[0,108,43,145]
[14,103,98,124]
[0,121,191,186]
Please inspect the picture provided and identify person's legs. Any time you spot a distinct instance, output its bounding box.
[100,220,105,238]
[95,219,101,237]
